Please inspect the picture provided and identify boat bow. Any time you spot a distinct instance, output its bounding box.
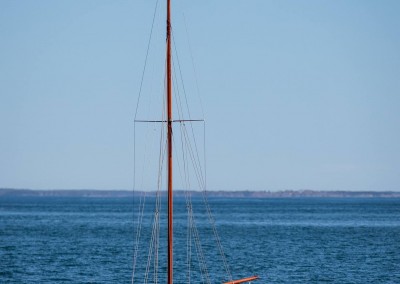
[223,275,260,284]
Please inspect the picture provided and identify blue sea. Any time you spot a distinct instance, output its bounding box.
[1,196,400,283]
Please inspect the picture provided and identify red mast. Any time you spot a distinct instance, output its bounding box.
[166,0,173,283]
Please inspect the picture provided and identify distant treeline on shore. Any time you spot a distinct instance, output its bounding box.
[1,188,399,198]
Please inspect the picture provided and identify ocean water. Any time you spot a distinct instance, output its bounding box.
[1,196,400,283]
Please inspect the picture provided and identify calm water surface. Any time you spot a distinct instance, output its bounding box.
[1,197,400,283]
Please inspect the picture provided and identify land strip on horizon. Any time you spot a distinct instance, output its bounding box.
[1,188,399,198]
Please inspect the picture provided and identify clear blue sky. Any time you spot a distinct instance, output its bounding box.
[1,0,399,191]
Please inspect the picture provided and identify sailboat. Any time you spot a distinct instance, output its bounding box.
[131,1,259,283]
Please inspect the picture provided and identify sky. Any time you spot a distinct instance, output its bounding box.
[1,0,399,191]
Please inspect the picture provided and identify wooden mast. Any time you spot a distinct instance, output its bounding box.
[166,0,173,283]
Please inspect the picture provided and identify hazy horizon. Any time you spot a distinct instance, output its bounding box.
[2,187,400,193]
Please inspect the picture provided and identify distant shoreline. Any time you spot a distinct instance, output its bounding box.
[1,188,399,198]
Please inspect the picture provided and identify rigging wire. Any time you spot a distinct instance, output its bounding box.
[183,12,205,119]
[153,77,168,282]
[134,0,160,121]
[172,68,198,282]
[145,64,167,283]
[172,50,211,282]
[172,27,233,282]
[132,1,159,282]
[131,191,147,283]
[172,66,215,284]
[171,32,204,183]
[172,32,206,187]
[171,32,208,283]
